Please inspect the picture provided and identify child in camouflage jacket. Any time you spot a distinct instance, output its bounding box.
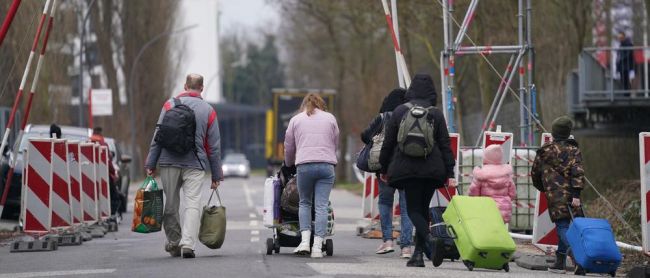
[531,116,585,274]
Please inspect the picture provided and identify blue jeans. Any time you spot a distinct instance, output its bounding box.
[555,219,571,255]
[297,163,335,237]
[378,180,413,247]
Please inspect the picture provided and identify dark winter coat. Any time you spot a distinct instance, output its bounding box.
[617,38,635,72]
[360,88,406,145]
[531,139,585,222]
[378,74,455,188]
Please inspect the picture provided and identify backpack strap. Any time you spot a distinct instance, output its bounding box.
[404,102,414,109]
[172,97,181,107]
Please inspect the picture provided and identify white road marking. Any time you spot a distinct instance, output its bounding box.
[249,220,259,227]
[250,237,260,242]
[251,230,260,235]
[249,213,257,219]
[242,182,254,208]
[0,269,116,278]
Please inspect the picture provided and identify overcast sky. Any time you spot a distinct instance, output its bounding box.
[175,0,280,103]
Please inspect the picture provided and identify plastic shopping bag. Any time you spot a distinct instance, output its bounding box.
[199,189,227,249]
[131,176,164,233]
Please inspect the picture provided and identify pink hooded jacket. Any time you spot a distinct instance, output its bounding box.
[468,144,516,223]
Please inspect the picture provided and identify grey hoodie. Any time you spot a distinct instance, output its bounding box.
[145,91,223,181]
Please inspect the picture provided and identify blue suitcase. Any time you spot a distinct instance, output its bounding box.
[566,208,621,277]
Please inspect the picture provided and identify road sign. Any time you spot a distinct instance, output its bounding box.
[91,89,113,116]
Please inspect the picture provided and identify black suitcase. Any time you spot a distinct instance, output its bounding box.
[430,206,460,261]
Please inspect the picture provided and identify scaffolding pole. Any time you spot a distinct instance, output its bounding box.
[440,0,534,146]
[526,0,536,144]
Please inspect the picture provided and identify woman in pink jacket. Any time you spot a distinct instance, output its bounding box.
[468,144,516,223]
[284,93,339,258]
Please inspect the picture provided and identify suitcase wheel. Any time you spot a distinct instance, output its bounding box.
[609,271,616,277]
[273,239,280,254]
[463,261,475,271]
[574,265,586,276]
[503,263,510,273]
[266,238,274,255]
[324,239,334,256]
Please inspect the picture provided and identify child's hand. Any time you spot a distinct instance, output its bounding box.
[571,198,581,207]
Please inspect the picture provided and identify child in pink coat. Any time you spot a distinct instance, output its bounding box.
[468,144,516,223]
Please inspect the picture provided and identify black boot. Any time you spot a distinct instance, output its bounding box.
[429,235,444,267]
[548,253,566,274]
[406,243,425,267]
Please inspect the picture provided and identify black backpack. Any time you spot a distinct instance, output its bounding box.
[154,98,196,154]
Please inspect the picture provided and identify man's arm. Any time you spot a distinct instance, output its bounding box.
[144,101,169,173]
[569,148,585,198]
[531,150,544,192]
[206,109,223,182]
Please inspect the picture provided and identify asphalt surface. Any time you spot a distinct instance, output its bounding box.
[0,176,560,278]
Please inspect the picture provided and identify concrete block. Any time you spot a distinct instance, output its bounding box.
[10,237,58,253]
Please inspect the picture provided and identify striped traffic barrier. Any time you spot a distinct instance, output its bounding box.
[482,127,514,165]
[430,133,460,208]
[640,132,650,254]
[51,139,73,229]
[97,146,110,220]
[79,143,98,224]
[67,141,83,225]
[22,139,53,235]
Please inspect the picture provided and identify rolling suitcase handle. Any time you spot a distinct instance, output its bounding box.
[446,225,458,240]
[567,203,585,220]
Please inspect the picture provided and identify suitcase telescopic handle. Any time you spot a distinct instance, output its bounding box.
[446,225,457,239]
[567,203,585,220]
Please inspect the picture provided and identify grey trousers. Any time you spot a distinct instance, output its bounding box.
[160,167,205,250]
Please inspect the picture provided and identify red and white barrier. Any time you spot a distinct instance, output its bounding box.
[79,143,98,224]
[67,141,83,225]
[483,129,514,165]
[22,139,53,234]
[51,139,72,229]
[361,174,380,220]
[640,132,650,253]
[431,133,460,207]
[97,146,110,219]
[532,133,558,251]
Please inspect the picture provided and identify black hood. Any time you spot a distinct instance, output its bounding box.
[379,88,407,113]
[406,73,437,106]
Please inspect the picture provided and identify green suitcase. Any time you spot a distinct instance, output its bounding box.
[442,196,516,272]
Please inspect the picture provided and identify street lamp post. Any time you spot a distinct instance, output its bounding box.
[127,24,197,174]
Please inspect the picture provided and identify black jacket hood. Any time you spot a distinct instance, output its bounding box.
[406,73,437,106]
[379,88,407,113]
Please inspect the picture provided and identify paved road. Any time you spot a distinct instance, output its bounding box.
[0,176,556,278]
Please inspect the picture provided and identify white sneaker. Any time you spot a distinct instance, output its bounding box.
[311,236,324,258]
[400,246,413,259]
[376,240,395,255]
[293,231,311,255]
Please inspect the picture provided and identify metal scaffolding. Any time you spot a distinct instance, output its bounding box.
[440,0,537,146]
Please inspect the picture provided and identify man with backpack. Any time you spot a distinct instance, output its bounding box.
[379,73,456,268]
[145,73,223,259]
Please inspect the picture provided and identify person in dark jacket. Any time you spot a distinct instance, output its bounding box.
[531,116,584,274]
[361,88,414,259]
[616,31,635,91]
[379,73,456,268]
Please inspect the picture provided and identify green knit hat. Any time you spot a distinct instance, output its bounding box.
[551,116,574,140]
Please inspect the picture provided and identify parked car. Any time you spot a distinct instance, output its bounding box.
[222,153,251,179]
[104,138,131,214]
[0,125,91,219]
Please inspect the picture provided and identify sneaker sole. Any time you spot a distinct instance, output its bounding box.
[376,249,395,255]
[548,269,566,274]
[401,254,412,259]
[295,250,310,256]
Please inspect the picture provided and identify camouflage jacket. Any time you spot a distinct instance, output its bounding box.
[531,139,585,222]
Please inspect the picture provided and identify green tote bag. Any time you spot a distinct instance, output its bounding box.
[199,189,227,249]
